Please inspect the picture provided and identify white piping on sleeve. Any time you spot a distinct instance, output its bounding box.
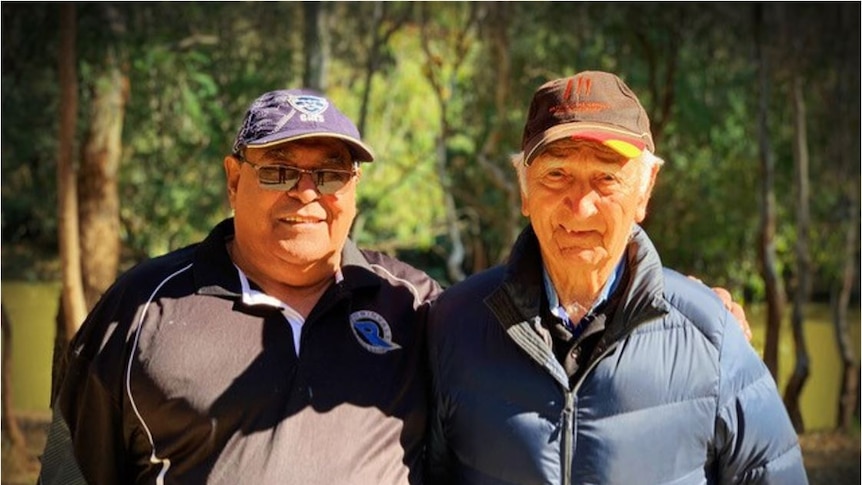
[370,264,423,306]
[125,262,193,485]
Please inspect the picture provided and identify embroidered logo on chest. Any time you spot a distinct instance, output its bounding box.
[349,310,402,354]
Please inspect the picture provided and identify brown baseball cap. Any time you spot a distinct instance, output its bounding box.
[521,71,654,164]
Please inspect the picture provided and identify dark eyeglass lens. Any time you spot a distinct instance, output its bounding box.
[258,166,299,187]
[256,166,351,194]
[318,171,351,193]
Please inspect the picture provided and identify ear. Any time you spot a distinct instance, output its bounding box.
[635,163,660,222]
[520,189,530,217]
[224,155,241,208]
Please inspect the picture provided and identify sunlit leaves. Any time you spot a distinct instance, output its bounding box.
[0,2,858,299]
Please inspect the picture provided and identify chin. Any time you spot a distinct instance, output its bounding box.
[558,247,606,266]
[278,241,335,265]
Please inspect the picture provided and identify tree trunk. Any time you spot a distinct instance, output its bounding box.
[418,5,475,284]
[832,2,860,432]
[1,304,38,474]
[51,297,71,403]
[356,2,408,135]
[358,2,383,135]
[350,2,408,245]
[79,5,128,308]
[834,186,859,431]
[782,75,810,432]
[436,136,466,284]
[303,2,327,91]
[1,305,26,449]
[57,3,87,336]
[475,2,521,266]
[754,4,785,379]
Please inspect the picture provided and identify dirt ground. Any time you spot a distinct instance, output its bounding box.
[2,416,859,484]
[798,431,861,485]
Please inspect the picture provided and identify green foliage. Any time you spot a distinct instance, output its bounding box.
[327,27,446,253]
[121,43,227,256]
[1,2,858,303]
[1,6,61,253]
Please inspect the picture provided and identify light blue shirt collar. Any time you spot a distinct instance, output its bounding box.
[542,257,625,327]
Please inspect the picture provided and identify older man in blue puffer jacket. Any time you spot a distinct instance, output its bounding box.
[425,71,807,485]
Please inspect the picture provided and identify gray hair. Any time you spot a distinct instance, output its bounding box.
[510,145,665,196]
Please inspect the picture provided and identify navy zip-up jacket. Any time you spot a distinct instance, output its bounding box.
[426,225,807,485]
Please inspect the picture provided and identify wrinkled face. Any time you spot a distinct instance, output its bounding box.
[521,139,656,278]
[225,137,358,284]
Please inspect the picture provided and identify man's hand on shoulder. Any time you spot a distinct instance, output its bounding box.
[687,276,752,342]
[712,286,751,341]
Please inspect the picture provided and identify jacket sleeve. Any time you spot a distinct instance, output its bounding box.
[423,308,455,485]
[714,309,809,485]
[38,405,88,485]
[38,288,133,485]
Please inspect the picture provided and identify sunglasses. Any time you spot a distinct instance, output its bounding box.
[235,154,357,195]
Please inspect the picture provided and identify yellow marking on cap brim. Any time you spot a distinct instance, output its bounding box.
[566,127,647,158]
[604,139,642,158]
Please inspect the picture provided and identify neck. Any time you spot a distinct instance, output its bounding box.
[265,275,334,318]
[547,266,608,322]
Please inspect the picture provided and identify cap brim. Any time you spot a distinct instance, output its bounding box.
[524,122,648,164]
[246,132,376,162]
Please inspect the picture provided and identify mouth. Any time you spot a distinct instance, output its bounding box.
[556,228,601,245]
[278,215,324,225]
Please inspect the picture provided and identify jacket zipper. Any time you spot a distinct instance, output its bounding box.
[572,340,620,393]
[564,341,621,485]
[562,390,575,485]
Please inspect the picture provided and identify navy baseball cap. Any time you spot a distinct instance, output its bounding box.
[232,89,375,162]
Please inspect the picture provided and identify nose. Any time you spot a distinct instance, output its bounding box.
[564,184,598,219]
[287,172,320,203]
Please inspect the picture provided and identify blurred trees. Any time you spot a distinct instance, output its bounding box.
[55,3,87,336]
[78,3,127,308]
[1,3,858,305]
[1,0,859,432]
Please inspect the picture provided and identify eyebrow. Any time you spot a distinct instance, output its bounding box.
[261,146,350,167]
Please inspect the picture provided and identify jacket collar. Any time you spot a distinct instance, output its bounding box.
[490,224,669,344]
[604,226,670,343]
[500,225,547,321]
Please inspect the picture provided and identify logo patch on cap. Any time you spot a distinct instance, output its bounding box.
[521,71,655,163]
[288,94,329,123]
[552,76,609,114]
[350,310,401,354]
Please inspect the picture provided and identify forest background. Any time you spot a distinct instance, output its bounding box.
[1,2,860,483]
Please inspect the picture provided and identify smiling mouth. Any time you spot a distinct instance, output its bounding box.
[556,228,601,243]
[279,216,323,224]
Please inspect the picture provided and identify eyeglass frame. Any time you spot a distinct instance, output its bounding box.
[233,152,359,195]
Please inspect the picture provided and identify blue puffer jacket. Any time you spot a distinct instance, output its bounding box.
[426,225,807,485]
